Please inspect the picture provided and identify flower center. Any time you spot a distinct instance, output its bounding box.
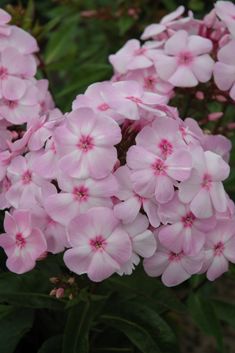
[201,173,212,190]
[77,135,94,152]
[126,96,142,104]
[152,158,167,175]
[4,99,18,109]
[144,75,156,90]
[158,139,173,158]
[182,211,196,228]
[0,66,8,80]
[15,233,26,249]
[21,170,32,184]
[178,51,193,66]
[169,251,184,262]
[73,185,89,202]
[90,235,107,252]
[97,103,110,111]
[214,241,224,256]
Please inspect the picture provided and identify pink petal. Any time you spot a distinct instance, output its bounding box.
[207,255,229,281]
[155,175,174,204]
[88,251,120,282]
[2,76,26,100]
[162,261,190,287]
[190,188,213,219]
[64,246,93,275]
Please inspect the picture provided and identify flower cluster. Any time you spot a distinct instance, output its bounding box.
[0,3,235,287]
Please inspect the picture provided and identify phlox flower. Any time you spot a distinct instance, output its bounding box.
[144,230,204,287]
[0,8,11,36]
[54,107,121,179]
[202,220,235,280]
[178,147,230,218]
[0,209,47,274]
[100,80,168,121]
[215,1,235,37]
[158,193,216,255]
[109,39,155,74]
[214,40,235,100]
[0,81,40,124]
[64,207,132,282]
[45,173,118,226]
[113,165,160,227]
[118,214,156,275]
[6,154,53,208]
[155,30,214,87]
[0,47,37,100]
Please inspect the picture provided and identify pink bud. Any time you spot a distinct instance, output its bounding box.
[227,122,235,130]
[215,95,227,102]
[208,112,223,121]
[49,288,57,296]
[195,91,204,100]
[56,288,64,299]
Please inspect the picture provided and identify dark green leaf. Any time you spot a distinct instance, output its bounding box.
[38,335,63,353]
[0,307,34,353]
[101,315,162,353]
[187,294,224,352]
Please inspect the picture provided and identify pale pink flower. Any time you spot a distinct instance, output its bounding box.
[155,30,214,87]
[215,1,235,37]
[119,67,173,96]
[118,214,156,275]
[214,40,235,100]
[144,230,204,287]
[113,165,160,227]
[100,80,168,121]
[109,39,154,74]
[0,209,47,274]
[54,107,121,179]
[6,154,52,208]
[178,147,230,218]
[0,25,39,54]
[158,193,216,255]
[72,82,124,123]
[0,47,37,100]
[45,173,118,226]
[0,81,40,124]
[202,219,235,280]
[64,207,132,282]
[0,150,11,182]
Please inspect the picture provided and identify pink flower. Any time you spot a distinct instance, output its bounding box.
[0,176,11,210]
[0,47,37,100]
[35,79,55,114]
[214,40,235,100]
[215,1,235,37]
[0,81,40,124]
[54,108,121,179]
[45,173,118,226]
[119,67,173,96]
[100,80,168,121]
[64,207,132,282]
[118,214,156,275]
[127,118,192,203]
[0,25,39,54]
[113,165,160,227]
[6,154,52,208]
[72,82,124,123]
[178,147,230,218]
[202,219,235,280]
[109,39,154,74]
[0,210,47,274]
[144,230,204,286]
[155,30,214,87]
[158,193,216,255]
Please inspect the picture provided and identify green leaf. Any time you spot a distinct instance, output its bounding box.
[118,17,135,35]
[101,315,162,353]
[187,294,224,352]
[62,296,105,353]
[38,335,62,353]
[213,299,235,329]
[0,307,34,353]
